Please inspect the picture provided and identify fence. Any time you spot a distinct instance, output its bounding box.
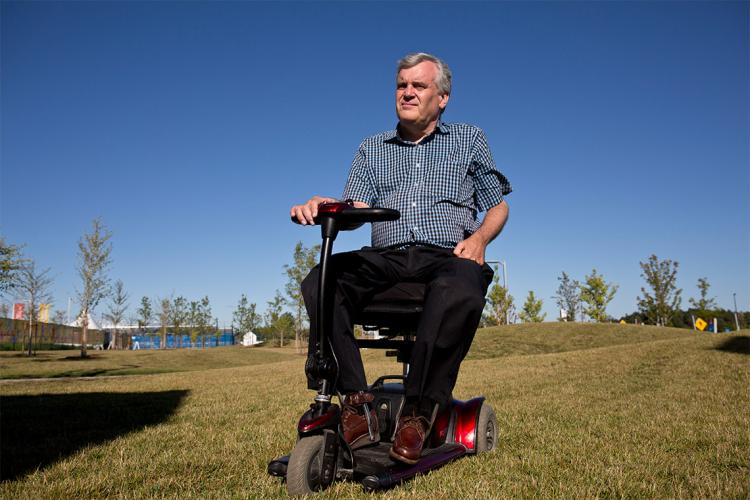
[0,318,103,350]
[131,333,235,349]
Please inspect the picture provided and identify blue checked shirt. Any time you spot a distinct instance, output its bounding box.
[342,121,512,249]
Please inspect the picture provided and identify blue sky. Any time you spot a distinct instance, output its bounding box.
[2,1,748,326]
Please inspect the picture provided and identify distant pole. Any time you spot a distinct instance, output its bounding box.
[733,293,740,331]
[486,259,510,324]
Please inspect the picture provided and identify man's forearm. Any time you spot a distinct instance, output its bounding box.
[474,200,509,245]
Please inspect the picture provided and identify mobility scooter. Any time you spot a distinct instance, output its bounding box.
[267,202,498,495]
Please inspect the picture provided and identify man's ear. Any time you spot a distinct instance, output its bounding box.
[439,93,450,110]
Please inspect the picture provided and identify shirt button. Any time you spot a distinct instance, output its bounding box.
[416,163,420,168]
[411,202,417,207]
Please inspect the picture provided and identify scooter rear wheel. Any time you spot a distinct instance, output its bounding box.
[476,403,498,453]
[286,435,328,496]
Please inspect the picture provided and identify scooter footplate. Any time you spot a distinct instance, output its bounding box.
[354,443,466,490]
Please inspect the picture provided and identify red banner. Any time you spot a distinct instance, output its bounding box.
[13,303,25,320]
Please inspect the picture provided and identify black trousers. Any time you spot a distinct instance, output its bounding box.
[301,246,493,412]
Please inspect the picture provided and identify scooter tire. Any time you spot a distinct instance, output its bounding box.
[286,435,328,496]
[476,403,498,453]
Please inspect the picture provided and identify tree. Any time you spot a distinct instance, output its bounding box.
[688,277,717,315]
[284,242,320,353]
[103,280,129,349]
[15,260,54,356]
[266,290,287,346]
[137,296,153,336]
[519,290,546,323]
[197,296,213,348]
[0,237,24,294]
[158,297,171,349]
[52,310,66,325]
[76,218,112,358]
[170,296,188,348]
[483,270,514,325]
[188,300,200,347]
[233,294,259,342]
[554,271,580,322]
[637,255,682,326]
[579,269,618,322]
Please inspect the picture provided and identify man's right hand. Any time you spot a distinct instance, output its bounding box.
[290,195,338,225]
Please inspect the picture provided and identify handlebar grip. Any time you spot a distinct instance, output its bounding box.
[291,203,400,227]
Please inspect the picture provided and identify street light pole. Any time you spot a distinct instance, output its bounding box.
[486,259,510,324]
[733,292,740,331]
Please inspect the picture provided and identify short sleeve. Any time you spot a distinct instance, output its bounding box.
[472,130,512,211]
[342,143,376,206]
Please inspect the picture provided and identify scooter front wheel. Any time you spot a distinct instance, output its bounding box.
[286,434,336,496]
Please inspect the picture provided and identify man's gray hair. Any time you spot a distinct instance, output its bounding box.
[397,52,452,95]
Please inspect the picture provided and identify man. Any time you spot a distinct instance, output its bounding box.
[290,53,511,464]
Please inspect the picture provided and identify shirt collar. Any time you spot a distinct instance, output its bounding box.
[385,120,450,144]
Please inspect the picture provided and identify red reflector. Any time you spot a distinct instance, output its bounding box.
[318,202,349,214]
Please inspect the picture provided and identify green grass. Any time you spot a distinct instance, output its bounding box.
[1,324,748,498]
[0,345,299,379]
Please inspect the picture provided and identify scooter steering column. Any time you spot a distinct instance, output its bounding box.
[314,215,340,405]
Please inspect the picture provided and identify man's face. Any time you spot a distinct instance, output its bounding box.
[395,61,449,129]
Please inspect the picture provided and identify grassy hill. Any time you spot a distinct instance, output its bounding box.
[1,323,748,498]
[468,322,697,359]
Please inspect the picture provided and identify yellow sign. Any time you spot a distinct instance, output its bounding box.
[619,320,626,324]
[695,318,707,331]
[39,303,50,323]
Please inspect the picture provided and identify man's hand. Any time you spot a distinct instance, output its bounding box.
[453,233,488,265]
[453,200,509,265]
[290,195,338,225]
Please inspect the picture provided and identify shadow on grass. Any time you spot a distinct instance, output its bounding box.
[0,390,188,481]
[715,335,750,355]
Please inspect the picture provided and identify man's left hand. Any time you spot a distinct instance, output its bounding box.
[453,233,487,265]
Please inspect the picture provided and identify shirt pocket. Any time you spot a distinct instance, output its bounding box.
[428,161,473,206]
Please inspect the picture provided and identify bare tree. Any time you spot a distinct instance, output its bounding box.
[103,280,129,349]
[15,260,54,356]
[553,271,580,322]
[52,310,66,325]
[688,277,717,315]
[76,219,112,358]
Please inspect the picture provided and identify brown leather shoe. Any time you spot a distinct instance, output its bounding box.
[342,391,380,450]
[389,414,431,465]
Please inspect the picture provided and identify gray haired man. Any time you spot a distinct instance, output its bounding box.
[291,53,512,464]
